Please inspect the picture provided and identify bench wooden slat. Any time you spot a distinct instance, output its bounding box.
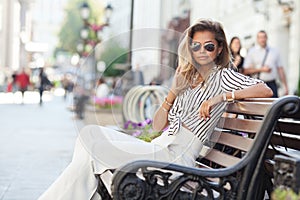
[226,101,272,116]
[195,161,212,169]
[217,117,262,133]
[271,134,300,151]
[203,149,241,167]
[275,120,300,136]
[275,148,300,159]
[210,131,253,152]
[243,98,276,102]
[267,146,300,159]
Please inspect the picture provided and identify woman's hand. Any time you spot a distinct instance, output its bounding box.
[199,95,222,120]
[233,55,241,66]
[199,100,212,120]
[170,67,189,96]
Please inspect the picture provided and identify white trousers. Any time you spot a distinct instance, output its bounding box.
[38,125,203,200]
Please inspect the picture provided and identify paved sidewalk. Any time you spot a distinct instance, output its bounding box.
[0,92,84,200]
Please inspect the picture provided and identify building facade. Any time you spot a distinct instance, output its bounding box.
[0,0,22,88]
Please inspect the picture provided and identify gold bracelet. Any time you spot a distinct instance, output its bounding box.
[222,93,227,102]
[164,97,173,106]
[160,106,169,112]
[226,90,235,102]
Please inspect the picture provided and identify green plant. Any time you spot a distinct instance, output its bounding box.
[123,119,163,142]
[271,188,300,200]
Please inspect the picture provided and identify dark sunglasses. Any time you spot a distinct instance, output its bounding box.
[190,42,215,52]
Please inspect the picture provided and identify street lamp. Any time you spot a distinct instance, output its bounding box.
[104,4,113,24]
[80,2,90,20]
[128,0,134,66]
[78,2,113,55]
[78,2,113,87]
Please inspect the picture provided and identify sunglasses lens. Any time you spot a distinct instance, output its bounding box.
[190,42,215,52]
[204,43,215,52]
[190,43,201,52]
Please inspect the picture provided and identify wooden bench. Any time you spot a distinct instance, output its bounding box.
[107,95,300,200]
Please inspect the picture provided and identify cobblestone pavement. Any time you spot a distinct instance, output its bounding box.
[0,91,83,200]
[0,91,124,200]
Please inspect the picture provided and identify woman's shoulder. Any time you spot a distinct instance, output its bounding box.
[219,67,233,74]
[218,67,242,79]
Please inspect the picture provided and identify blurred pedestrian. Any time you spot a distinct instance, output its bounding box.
[16,68,30,102]
[73,83,89,120]
[6,72,18,93]
[133,64,144,86]
[95,77,109,98]
[229,36,244,73]
[38,68,52,105]
[243,30,289,97]
[111,77,122,96]
[61,74,74,101]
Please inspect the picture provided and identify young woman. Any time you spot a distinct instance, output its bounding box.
[229,36,244,73]
[38,19,273,200]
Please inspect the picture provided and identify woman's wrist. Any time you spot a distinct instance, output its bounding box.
[164,97,173,106]
[160,105,169,112]
[161,92,176,112]
[222,90,235,102]
[162,98,173,111]
[168,90,177,98]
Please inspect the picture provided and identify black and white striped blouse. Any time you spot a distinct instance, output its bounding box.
[167,67,263,143]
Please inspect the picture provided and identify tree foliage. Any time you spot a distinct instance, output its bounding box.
[99,41,128,77]
[55,0,128,77]
[55,0,104,55]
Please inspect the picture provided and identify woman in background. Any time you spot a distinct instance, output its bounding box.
[229,36,244,73]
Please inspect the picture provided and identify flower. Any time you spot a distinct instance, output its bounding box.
[132,130,142,137]
[93,96,122,109]
[123,119,163,142]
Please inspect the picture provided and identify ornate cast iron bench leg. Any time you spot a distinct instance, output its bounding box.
[97,175,112,200]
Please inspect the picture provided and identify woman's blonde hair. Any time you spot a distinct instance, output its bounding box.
[177,19,231,84]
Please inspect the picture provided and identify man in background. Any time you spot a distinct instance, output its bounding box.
[243,30,288,97]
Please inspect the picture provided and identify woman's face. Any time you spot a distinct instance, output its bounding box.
[230,38,241,54]
[190,31,222,67]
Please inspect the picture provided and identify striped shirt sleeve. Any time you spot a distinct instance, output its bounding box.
[221,68,263,92]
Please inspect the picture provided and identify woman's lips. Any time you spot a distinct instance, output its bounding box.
[197,56,209,60]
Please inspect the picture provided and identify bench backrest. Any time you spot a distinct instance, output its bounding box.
[196,96,300,199]
[197,98,274,169]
